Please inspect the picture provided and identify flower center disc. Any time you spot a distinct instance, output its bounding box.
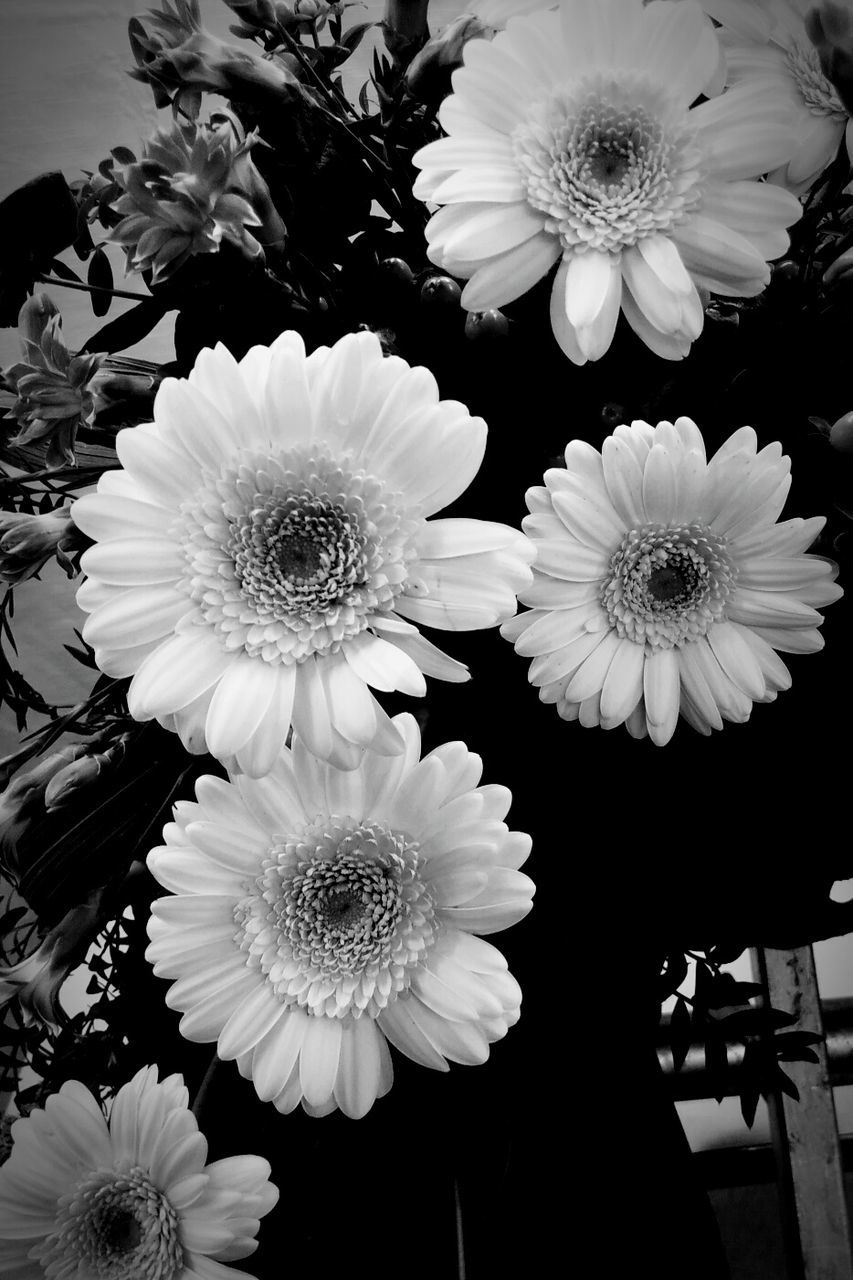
[177,445,423,665]
[37,1165,183,1280]
[601,521,736,649]
[512,74,705,253]
[233,817,438,1018]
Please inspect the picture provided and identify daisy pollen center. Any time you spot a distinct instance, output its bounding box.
[38,1165,183,1280]
[178,446,422,665]
[512,75,705,252]
[233,817,438,1019]
[601,521,736,649]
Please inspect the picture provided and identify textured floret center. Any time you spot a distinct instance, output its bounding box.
[37,1165,183,1280]
[512,75,705,252]
[232,817,438,1018]
[601,521,736,648]
[177,445,423,665]
[786,39,846,116]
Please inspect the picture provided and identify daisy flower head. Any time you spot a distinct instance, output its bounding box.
[412,0,803,364]
[703,0,853,193]
[0,1066,278,1279]
[501,418,842,744]
[72,331,535,776]
[145,714,534,1119]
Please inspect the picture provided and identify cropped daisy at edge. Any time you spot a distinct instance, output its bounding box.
[413,0,803,363]
[71,330,535,776]
[145,714,534,1119]
[0,1066,278,1280]
[702,0,853,193]
[501,417,842,744]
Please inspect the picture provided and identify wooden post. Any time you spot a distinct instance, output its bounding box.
[756,945,853,1280]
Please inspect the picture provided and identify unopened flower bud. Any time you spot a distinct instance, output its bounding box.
[0,503,79,586]
[824,243,853,287]
[130,0,304,106]
[406,13,495,99]
[0,745,87,873]
[830,411,853,453]
[0,890,104,1030]
[42,735,129,810]
[223,0,277,26]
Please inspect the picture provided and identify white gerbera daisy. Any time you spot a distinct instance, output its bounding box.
[0,1066,277,1280]
[412,0,803,363]
[702,0,853,192]
[501,417,842,744]
[145,714,534,1119]
[72,331,534,776]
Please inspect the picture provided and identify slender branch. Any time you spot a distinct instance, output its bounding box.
[35,274,151,304]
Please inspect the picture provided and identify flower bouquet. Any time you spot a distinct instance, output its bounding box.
[1,0,852,1276]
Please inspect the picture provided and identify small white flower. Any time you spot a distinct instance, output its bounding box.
[502,417,842,744]
[413,0,802,363]
[145,714,534,1119]
[72,331,534,775]
[0,1066,278,1279]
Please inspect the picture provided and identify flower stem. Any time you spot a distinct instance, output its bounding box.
[191,1051,220,1121]
[35,274,151,304]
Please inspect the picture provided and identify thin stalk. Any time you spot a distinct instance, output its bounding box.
[35,274,151,304]
[191,1052,220,1121]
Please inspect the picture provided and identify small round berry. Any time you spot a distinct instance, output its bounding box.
[380,257,416,287]
[420,275,462,307]
[464,309,510,339]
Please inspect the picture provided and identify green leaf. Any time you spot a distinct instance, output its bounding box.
[669,996,692,1073]
[80,298,168,354]
[48,258,84,285]
[87,249,114,318]
[775,1067,800,1103]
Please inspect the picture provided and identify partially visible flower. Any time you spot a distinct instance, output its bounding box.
[704,0,853,192]
[0,745,86,873]
[43,734,131,809]
[806,1,853,115]
[129,0,303,107]
[0,1066,278,1278]
[502,417,842,744]
[406,13,497,100]
[0,501,79,586]
[413,0,802,365]
[109,112,284,284]
[73,330,534,775]
[0,892,103,1031]
[146,714,534,1119]
[1,294,103,468]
